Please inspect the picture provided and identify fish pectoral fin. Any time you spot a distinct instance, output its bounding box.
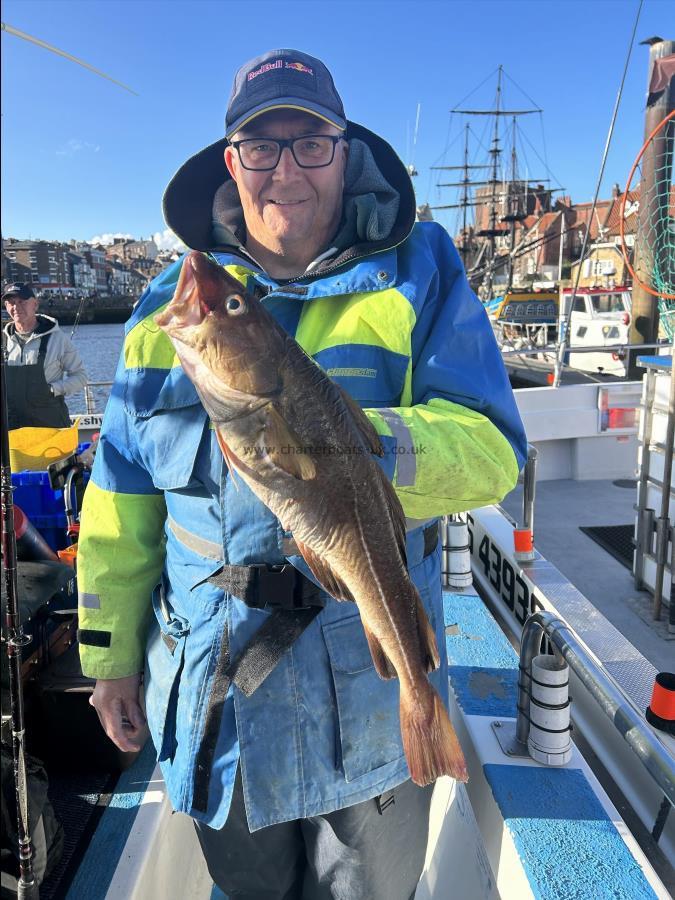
[335,385,384,457]
[416,594,440,673]
[264,408,316,480]
[362,622,397,679]
[294,539,355,603]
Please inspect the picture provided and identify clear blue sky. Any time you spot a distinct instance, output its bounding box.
[1,0,671,245]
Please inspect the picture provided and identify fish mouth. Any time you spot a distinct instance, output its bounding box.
[155,256,205,330]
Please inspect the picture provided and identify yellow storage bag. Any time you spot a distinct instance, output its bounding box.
[9,421,80,472]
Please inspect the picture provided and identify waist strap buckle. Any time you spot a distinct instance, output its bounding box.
[252,563,322,611]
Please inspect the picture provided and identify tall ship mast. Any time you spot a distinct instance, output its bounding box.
[430,66,559,300]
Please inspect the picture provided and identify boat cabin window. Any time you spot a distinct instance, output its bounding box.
[590,293,625,314]
[573,296,587,312]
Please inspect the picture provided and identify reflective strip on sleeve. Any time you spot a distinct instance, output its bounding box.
[378,408,416,487]
[167,514,224,561]
[79,592,100,609]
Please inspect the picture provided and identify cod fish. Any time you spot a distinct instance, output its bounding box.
[155,251,469,786]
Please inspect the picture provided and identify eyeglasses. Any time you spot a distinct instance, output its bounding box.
[229,135,343,171]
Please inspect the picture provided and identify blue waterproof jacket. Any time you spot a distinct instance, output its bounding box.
[78,127,527,830]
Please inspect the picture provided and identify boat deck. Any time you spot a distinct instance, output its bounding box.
[500,477,673,674]
[504,354,626,388]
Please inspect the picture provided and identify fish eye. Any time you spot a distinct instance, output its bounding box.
[225,294,245,315]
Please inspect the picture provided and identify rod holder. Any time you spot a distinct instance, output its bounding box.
[527,654,572,766]
[515,611,675,806]
[444,515,473,588]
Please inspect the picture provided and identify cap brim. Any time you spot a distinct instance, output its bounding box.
[226,100,346,139]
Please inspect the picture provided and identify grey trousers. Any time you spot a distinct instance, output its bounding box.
[194,770,434,900]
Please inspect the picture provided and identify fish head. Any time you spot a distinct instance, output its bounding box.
[155,251,286,421]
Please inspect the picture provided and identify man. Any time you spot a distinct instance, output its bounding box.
[77,49,527,899]
[3,282,87,429]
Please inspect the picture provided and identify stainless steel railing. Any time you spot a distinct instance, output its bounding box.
[517,610,675,807]
[499,340,668,359]
[83,381,114,414]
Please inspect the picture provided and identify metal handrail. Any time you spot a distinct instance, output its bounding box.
[500,340,668,359]
[521,445,537,532]
[517,610,675,807]
[82,380,114,414]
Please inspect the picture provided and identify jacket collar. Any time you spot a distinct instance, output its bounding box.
[4,313,58,340]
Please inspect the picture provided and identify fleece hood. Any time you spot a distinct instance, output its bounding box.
[162,122,416,275]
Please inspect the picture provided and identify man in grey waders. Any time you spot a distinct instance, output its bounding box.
[77,48,527,900]
[3,283,87,429]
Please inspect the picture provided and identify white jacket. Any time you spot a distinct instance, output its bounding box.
[3,314,88,397]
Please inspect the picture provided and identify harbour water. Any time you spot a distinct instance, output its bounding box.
[66,322,125,416]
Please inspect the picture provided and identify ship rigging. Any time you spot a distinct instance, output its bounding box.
[428,65,565,300]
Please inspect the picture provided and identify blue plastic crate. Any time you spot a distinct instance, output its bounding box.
[12,471,65,520]
[12,468,90,552]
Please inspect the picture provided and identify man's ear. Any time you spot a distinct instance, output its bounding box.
[224,146,238,182]
[340,138,349,173]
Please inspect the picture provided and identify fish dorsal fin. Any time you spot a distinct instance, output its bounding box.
[334,385,384,457]
[264,406,316,481]
[293,538,355,603]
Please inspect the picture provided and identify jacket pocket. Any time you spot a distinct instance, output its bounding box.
[322,615,404,782]
[312,345,409,408]
[144,580,190,762]
[123,366,209,490]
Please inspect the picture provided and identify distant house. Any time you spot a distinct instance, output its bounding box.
[2,239,73,291]
[569,186,639,288]
[570,243,630,289]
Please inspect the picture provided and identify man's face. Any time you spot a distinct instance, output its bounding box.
[5,295,38,333]
[224,110,348,259]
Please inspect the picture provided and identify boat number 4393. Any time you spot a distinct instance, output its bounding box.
[465,513,546,626]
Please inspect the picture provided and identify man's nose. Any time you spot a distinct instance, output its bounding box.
[273,146,301,176]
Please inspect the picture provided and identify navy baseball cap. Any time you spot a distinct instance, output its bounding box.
[225,49,347,138]
[2,283,35,301]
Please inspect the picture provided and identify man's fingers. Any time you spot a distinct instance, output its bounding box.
[90,693,143,752]
[125,699,147,732]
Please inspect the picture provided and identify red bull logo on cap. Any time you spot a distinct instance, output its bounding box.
[247,59,314,81]
[285,61,314,75]
[247,59,284,81]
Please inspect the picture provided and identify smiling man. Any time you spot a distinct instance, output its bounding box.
[78,49,527,900]
[3,282,87,429]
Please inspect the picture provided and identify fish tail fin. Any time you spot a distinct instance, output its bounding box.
[400,685,469,786]
[416,595,440,674]
[362,622,397,679]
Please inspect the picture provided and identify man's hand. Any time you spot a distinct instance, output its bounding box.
[89,673,148,753]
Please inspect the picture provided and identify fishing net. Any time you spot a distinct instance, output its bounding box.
[620,109,675,338]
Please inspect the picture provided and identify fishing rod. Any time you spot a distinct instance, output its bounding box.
[69,292,89,340]
[1,335,39,899]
